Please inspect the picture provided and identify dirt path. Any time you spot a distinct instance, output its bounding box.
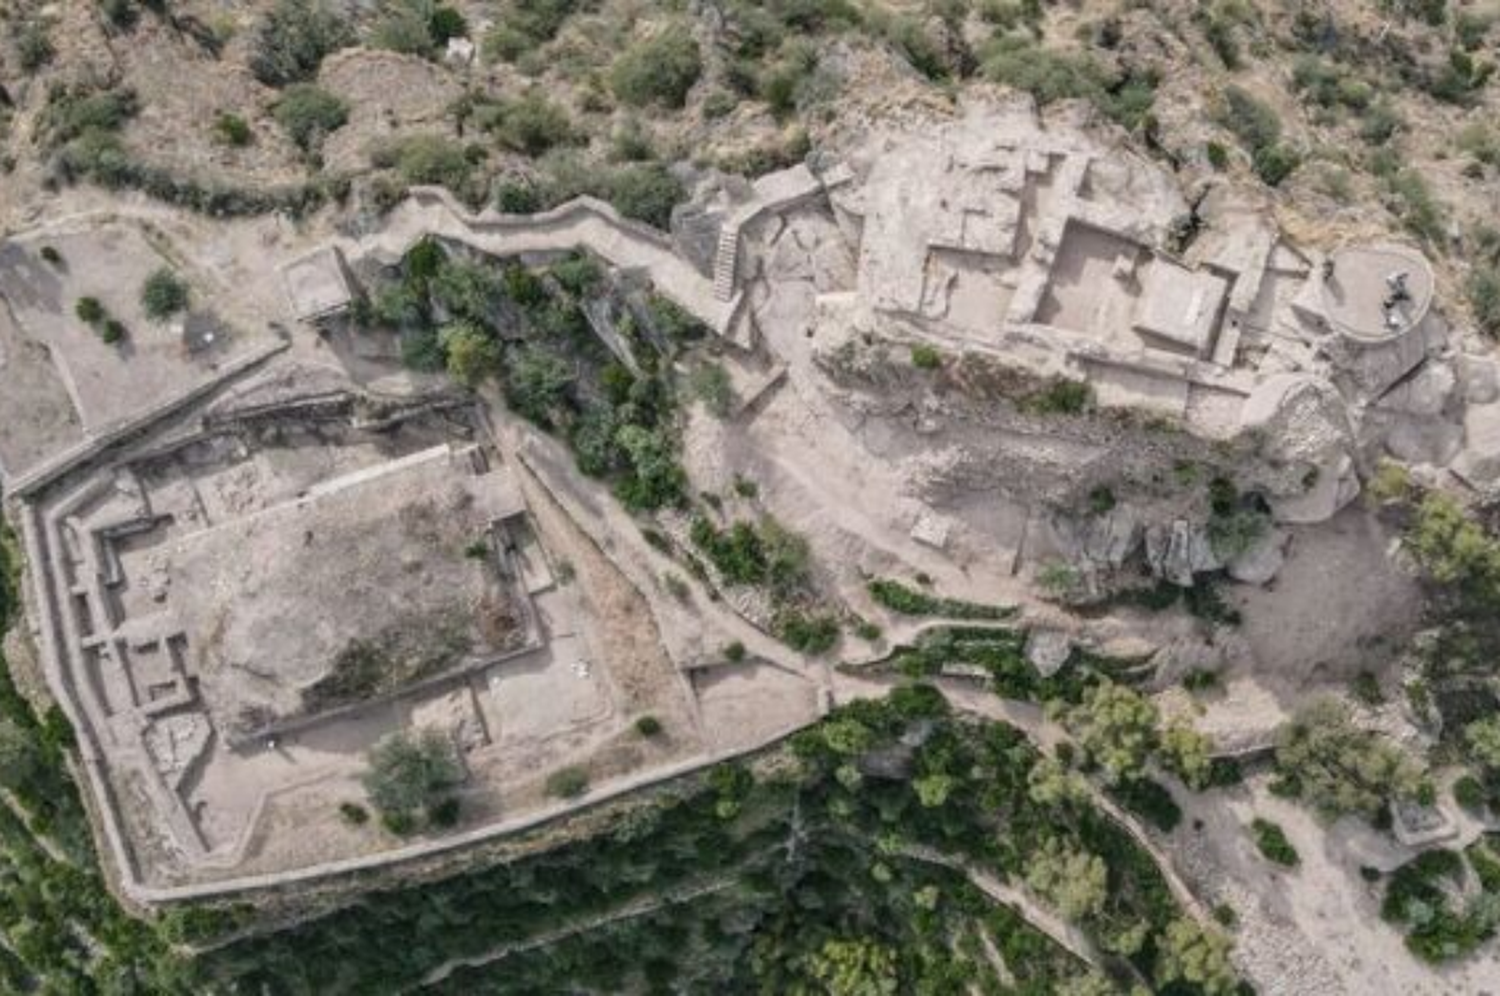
[839,672,1500,995]
[897,842,1103,970]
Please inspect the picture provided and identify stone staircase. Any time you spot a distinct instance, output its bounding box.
[712,227,740,302]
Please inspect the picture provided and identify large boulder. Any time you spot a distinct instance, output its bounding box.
[1239,374,1360,523]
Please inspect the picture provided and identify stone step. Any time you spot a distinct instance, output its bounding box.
[712,228,740,301]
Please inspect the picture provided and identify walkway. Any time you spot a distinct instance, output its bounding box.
[897,843,1103,969]
[349,189,740,334]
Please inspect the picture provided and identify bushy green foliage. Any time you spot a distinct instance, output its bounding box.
[439,321,503,386]
[1467,264,1500,336]
[1274,697,1425,819]
[141,268,189,320]
[1377,161,1448,246]
[273,85,348,153]
[1156,918,1237,995]
[1217,85,1300,186]
[17,20,56,72]
[362,728,464,831]
[691,515,810,594]
[483,0,586,61]
[1424,48,1495,106]
[546,765,590,799]
[475,94,576,156]
[40,85,140,149]
[910,343,942,369]
[1024,839,1108,921]
[537,155,688,229]
[212,113,253,147]
[1381,846,1500,963]
[1251,818,1299,866]
[1406,490,1500,609]
[980,35,1157,132]
[867,578,1015,620]
[775,610,840,654]
[690,363,734,417]
[370,0,439,56]
[1108,776,1182,832]
[610,26,702,108]
[1158,720,1213,790]
[1064,681,1159,786]
[1022,378,1094,415]
[374,135,478,195]
[249,0,352,87]
[75,297,105,324]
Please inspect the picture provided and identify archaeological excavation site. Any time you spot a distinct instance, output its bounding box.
[5,0,1500,990]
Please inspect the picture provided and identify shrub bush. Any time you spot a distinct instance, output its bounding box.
[339,801,369,825]
[273,85,348,153]
[1217,85,1299,187]
[370,0,454,57]
[1251,818,1299,866]
[75,297,105,324]
[249,0,352,87]
[1108,777,1182,832]
[1023,379,1094,415]
[546,765,590,798]
[375,135,477,195]
[1467,265,1500,337]
[690,364,734,417]
[635,715,663,737]
[610,26,702,108]
[478,94,576,157]
[17,21,56,72]
[361,728,464,830]
[910,343,942,369]
[776,610,840,654]
[482,0,583,62]
[867,578,1014,620]
[141,268,189,320]
[1454,774,1487,812]
[213,113,253,147]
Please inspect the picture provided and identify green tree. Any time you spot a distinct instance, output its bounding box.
[484,94,576,157]
[807,937,900,996]
[1465,716,1500,771]
[429,259,501,324]
[613,424,685,509]
[1156,918,1237,995]
[0,718,38,791]
[439,321,501,386]
[141,268,189,320]
[1025,838,1108,922]
[504,347,574,425]
[361,728,464,830]
[370,0,438,57]
[690,363,734,417]
[1159,719,1214,790]
[1055,971,1122,996]
[273,84,348,153]
[610,25,702,108]
[1065,680,1160,785]
[913,772,955,808]
[1275,697,1425,819]
[249,0,352,86]
[1027,755,1090,808]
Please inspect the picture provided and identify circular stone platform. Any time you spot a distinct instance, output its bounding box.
[1320,243,1433,344]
